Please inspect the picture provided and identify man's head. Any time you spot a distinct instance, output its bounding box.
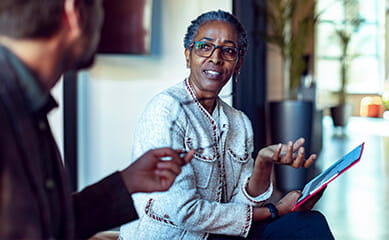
[0,0,64,38]
[68,0,104,70]
[0,0,104,70]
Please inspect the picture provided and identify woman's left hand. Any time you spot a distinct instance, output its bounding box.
[247,138,316,197]
[255,138,316,169]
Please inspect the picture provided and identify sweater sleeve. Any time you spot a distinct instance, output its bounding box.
[72,172,138,239]
[229,112,273,206]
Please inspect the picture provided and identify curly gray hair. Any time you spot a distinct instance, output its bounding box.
[183,10,248,57]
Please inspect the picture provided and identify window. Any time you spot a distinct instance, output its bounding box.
[315,0,385,94]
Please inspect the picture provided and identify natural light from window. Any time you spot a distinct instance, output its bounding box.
[315,0,385,95]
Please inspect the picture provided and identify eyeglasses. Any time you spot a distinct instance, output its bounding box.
[169,93,233,157]
[190,41,240,61]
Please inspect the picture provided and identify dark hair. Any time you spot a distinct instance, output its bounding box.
[0,0,64,38]
[0,0,96,39]
[184,10,248,57]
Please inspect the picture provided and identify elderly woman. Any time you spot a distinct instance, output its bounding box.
[120,10,334,240]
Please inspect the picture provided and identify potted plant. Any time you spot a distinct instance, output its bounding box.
[329,0,364,127]
[255,0,319,192]
[260,0,318,99]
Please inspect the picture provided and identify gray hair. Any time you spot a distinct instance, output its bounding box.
[183,10,248,57]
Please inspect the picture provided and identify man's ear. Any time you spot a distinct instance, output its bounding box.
[184,48,191,69]
[63,0,81,39]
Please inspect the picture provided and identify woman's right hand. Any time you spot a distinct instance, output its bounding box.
[275,191,302,216]
[253,188,327,221]
[252,191,301,221]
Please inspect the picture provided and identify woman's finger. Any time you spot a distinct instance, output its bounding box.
[292,138,305,152]
[281,141,294,164]
[303,154,317,168]
[291,147,305,168]
[272,143,282,161]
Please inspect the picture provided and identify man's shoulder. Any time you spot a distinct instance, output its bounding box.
[0,48,16,91]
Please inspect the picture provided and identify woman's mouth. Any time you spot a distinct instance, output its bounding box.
[204,70,222,79]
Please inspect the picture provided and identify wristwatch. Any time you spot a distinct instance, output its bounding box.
[264,203,279,220]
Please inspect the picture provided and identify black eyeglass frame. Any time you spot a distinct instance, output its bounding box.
[189,41,241,61]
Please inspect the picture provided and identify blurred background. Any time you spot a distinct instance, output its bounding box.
[47,0,389,239]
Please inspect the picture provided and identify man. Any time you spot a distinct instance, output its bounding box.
[0,0,194,239]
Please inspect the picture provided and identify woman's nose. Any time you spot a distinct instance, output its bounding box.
[208,47,223,64]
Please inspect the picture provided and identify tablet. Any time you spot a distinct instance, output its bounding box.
[292,142,365,211]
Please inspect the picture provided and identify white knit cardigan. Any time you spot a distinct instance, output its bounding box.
[119,79,273,240]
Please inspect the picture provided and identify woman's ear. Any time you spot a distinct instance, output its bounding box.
[184,48,191,69]
[234,57,243,75]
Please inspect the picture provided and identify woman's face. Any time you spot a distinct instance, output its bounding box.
[185,20,242,98]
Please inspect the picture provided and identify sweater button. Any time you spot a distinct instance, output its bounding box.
[45,179,55,190]
[38,121,47,131]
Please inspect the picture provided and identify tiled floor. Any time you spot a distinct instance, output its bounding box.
[314,117,389,240]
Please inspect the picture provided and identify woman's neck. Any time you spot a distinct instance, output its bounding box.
[188,79,217,113]
[200,98,216,114]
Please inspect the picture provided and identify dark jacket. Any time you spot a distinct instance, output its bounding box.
[0,44,137,239]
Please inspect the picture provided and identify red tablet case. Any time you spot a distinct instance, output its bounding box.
[292,142,365,211]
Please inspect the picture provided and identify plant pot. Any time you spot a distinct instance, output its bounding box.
[269,100,314,193]
[330,103,352,127]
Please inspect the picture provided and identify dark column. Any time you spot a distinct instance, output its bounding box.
[233,0,268,152]
[63,71,78,191]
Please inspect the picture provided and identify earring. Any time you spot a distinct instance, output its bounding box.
[234,73,240,83]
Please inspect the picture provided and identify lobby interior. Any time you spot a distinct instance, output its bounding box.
[46,1,389,239]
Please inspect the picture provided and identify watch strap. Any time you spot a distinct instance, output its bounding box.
[264,203,279,220]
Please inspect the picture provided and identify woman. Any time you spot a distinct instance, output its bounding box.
[120,10,334,240]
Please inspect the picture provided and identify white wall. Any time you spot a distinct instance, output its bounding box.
[48,78,64,158]
[78,0,232,189]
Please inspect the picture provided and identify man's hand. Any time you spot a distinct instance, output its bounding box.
[120,148,195,194]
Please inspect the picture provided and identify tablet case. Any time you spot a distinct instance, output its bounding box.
[292,142,365,211]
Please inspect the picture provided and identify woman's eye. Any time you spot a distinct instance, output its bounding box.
[223,47,235,54]
[195,42,210,50]
[201,44,211,50]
